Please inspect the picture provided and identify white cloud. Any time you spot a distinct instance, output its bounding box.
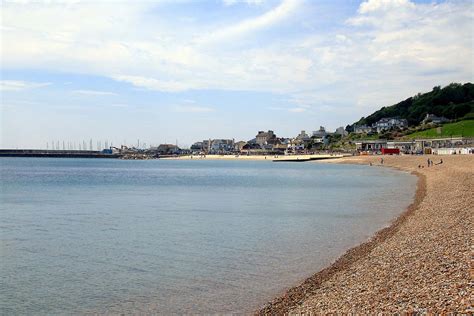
[288,107,306,113]
[347,1,473,74]
[112,75,195,92]
[267,106,285,111]
[358,0,415,14]
[72,90,117,96]
[222,0,265,6]
[0,80,51,91]
[0,0,472,115]
[197,0,301,44]
[174,105,215,113]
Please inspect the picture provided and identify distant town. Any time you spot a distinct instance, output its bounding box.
[138,112,472,158]
[1,112,473,159]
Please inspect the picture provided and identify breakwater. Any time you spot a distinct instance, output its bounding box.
[0,149,121,158]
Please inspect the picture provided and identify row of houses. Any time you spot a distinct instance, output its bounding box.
[354,117,408,134]
[353,114,449,134]
[189,126,348,155]
[355,137,474,155]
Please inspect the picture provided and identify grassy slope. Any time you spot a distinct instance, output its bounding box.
[406,120,474,138]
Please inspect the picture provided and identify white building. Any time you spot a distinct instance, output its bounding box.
[288,139,305,152]
[355,140,387,152]
[296,130,311,142]
[210,139,234,152]
[421,114,449,125]
[373,117,408,133]
[354,125,373,134]
[335,126,348,136]
[312,126,328,137]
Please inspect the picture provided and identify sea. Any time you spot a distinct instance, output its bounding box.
[0,158,417,314]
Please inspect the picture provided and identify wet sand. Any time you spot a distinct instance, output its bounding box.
[258,155,473,314]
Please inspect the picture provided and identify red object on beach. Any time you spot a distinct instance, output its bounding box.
[381,148,400,155]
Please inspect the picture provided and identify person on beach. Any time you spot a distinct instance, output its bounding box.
[427,158,431,167]
[380,158,384,164]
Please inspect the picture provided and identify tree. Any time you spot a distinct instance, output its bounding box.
[352,83,474,127]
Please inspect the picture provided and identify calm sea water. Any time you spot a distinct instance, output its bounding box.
[0,158,417,314]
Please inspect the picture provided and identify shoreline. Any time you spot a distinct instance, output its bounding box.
[257,160,426,314]
[161,154,345,161]
[257,155,473,314]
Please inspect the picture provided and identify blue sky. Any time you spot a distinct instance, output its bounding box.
[1,0,473,149]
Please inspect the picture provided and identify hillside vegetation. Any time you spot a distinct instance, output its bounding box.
[405,120,474,139]
[353,83,474,127]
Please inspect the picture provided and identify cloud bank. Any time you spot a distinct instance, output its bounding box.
[1,0,472,111]
[0,80,51,91]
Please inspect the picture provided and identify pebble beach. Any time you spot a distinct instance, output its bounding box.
[258,155,473,314]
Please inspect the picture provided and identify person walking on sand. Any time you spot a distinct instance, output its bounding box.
[380,158,384,164]
[427,158,431,167]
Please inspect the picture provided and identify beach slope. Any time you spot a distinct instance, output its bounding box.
[258,155,473,314]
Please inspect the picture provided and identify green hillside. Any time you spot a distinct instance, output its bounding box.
[406,120,474,139]
[352,83,474,128]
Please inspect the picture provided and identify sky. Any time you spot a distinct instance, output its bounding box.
[1,0,473,149]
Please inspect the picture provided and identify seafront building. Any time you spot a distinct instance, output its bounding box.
[210,139,234,153]
[190,139,235,154]
[152,144,181,155]
[234,141,247,152]
[255,130,278,146]
[354,140,388,152]
[288,139,305,152]
[355,137,474,154]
